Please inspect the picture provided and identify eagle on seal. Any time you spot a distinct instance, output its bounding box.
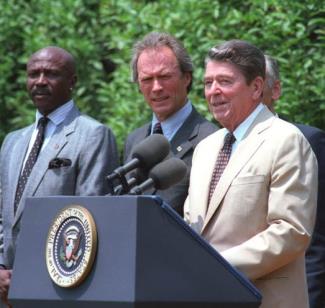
[64,225,82,267]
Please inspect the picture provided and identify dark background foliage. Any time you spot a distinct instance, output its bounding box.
[0,0,324,150]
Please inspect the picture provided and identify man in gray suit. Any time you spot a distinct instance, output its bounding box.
[0,46,118,305]
[124,32,217,216]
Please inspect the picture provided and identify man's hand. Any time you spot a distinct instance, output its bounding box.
[0,269,12,307]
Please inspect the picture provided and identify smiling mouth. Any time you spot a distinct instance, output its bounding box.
[211,100,227,107]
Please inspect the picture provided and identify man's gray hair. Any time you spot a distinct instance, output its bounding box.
[131,32,193,92]
[265,55,280,88]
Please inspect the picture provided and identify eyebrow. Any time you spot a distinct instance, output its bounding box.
[204,73,234,79]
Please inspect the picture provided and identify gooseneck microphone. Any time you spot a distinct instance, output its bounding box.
[130,157,187,195]
[107,134,170,194]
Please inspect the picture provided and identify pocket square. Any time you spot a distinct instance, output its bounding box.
[49,158,72,169]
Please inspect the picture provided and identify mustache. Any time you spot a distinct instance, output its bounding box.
[31,87,51,96]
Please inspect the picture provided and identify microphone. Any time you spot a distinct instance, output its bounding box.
[130,157,187,195]
[107,134,170,193]
[113,177,137,195]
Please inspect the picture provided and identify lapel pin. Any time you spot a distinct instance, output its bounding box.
[177,146,182,152]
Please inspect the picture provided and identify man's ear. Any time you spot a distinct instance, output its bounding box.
[182,72,192,90]
[70,74,77,89]
[272,80,281,101]
[252,76,264,100]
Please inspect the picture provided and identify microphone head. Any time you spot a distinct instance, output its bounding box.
[148,157,187,190]
[131,134,170,170]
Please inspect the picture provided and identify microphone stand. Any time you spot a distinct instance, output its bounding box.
[129,179,154,195]
[113,177,137,195]
[106,169,130,195]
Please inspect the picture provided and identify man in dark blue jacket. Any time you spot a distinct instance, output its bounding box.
[263,55,325,308]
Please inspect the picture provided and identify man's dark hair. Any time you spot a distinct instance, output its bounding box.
[131,32,193,92]
[206,40,265,84]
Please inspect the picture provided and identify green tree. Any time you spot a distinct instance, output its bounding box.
[0,0,324,150]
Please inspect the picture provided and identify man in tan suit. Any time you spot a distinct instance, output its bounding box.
[184,40,318,307]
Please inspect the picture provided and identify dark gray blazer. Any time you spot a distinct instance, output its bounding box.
[124,106,218,216]
[297,124,325,308]
[0,104,118,268]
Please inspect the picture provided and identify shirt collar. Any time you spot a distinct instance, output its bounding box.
[221,103,264,154]
[231,103,264,142]
[35,100,74,126]
[151,100,192,141]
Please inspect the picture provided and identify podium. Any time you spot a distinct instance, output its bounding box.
[9,196,261,307]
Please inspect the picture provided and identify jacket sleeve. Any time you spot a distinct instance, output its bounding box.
[75,124,119,196]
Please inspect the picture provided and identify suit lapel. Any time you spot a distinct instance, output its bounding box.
[6,125,34,223]
[143,110,202,195]
[196,132,224,221]
[171,128,198,159]
[13,106,79,225]
[138,124,151,142]
[170,108,201,158]
[133,108,202,159]
[202,107,275,232]
[128,124,151,157]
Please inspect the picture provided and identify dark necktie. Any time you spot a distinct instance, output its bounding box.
[152,122,163,135]
[208,132,236,204]
[14,117,48,212]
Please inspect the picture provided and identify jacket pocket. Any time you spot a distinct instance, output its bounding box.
[231,175,265,185]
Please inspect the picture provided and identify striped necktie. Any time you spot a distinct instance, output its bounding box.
[152,122,163,135]
[14,117,48,212]
[208,132,236,204]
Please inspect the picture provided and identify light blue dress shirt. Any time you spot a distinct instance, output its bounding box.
[23,100,74,167]
[151,100,192,141]
[224,103,265,155]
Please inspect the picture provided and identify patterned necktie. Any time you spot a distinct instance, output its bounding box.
[208,132,236,204]
[14,117,48,212]
[152,122,163,135]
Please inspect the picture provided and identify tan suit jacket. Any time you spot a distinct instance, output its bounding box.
[184,106,318,308]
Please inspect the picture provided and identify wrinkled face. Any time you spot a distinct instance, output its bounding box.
[137,46,191,122]
[26,49,76,115]
[204,60,263,131]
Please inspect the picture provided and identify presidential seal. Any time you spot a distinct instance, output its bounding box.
[46,205,97,288]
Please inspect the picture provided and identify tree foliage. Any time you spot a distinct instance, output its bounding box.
[0,0,324,149]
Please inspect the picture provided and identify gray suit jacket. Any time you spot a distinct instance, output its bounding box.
[0,104,118,268]
[124,106,218,216]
